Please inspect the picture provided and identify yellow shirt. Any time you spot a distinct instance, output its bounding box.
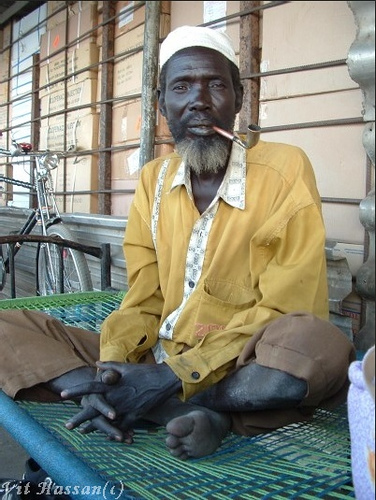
[100,140,329,400]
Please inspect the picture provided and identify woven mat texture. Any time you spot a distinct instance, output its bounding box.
[1,292,355,499]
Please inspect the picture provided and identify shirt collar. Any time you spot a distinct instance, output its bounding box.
[170,142,246,210]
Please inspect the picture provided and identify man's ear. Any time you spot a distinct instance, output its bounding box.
[157,89,167,117]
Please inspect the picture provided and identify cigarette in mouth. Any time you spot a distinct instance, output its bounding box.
[212,126,247,148]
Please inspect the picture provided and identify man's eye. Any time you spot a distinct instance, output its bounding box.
[210,82,225,89]
[172,83,187,90]
[173,84,188,92]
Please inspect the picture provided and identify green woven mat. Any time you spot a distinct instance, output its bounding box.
[1,292,354,498]
[0,290,125,332]
[19,400,354,499]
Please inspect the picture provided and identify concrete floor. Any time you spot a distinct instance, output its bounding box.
[0,425,29,479]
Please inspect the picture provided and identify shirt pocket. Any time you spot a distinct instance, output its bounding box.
[190,279,255,341]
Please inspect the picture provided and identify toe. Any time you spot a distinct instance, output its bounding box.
[166,434,181,449]
[168,445,189,460]
[166,415,194,437]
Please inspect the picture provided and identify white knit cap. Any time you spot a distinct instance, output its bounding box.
[159,25,238,69]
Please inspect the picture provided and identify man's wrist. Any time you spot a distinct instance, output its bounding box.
[159,362,182,396]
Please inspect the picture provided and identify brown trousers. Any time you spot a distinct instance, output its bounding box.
[0,309,356,435]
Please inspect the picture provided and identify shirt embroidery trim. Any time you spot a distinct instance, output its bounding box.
[151,159,170,250]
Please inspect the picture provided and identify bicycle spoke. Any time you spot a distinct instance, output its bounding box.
[37,225,93,295]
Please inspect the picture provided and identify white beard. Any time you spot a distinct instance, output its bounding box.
[176,138,230,175]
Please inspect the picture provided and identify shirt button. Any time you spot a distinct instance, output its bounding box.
[188,280,195,288]
[166,323,171,331]
[191,371,200,380]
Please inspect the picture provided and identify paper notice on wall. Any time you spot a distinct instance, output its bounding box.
[127,148,141,176]
[119,1,135,28]
[204,1,227,31]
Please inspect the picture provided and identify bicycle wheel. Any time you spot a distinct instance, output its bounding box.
[37,223,93,295]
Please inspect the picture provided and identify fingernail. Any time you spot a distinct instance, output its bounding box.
[108,411,116,420]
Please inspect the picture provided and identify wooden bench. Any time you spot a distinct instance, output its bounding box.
[0,290,355,499]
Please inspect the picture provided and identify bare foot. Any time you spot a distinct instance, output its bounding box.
[165,410,231,460]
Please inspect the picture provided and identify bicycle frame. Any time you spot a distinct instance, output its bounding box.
[1,139,93,296]
[0,149,62,273]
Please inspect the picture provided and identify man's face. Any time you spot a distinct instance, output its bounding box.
[158,47,243,174]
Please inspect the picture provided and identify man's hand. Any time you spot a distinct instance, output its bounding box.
[66,367,136,442]
[61,361,181,437]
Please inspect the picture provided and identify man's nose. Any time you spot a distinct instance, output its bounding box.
[188,85,211,110]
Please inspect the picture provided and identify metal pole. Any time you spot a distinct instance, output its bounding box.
[139,1,161,169]
[98,1,116,215]
[347,1,375,350]
[239,1,261,130]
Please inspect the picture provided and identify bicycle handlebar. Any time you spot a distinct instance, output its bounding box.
[0,146,65,173]
[0,146,67,158]
[0,132,75,158]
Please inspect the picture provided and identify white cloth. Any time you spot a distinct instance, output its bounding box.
[159,25,238,69]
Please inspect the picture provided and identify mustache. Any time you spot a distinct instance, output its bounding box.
[168,113,234,146]
[181,113,220,128]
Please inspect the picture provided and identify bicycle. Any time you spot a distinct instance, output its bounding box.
[0,134,93,296]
